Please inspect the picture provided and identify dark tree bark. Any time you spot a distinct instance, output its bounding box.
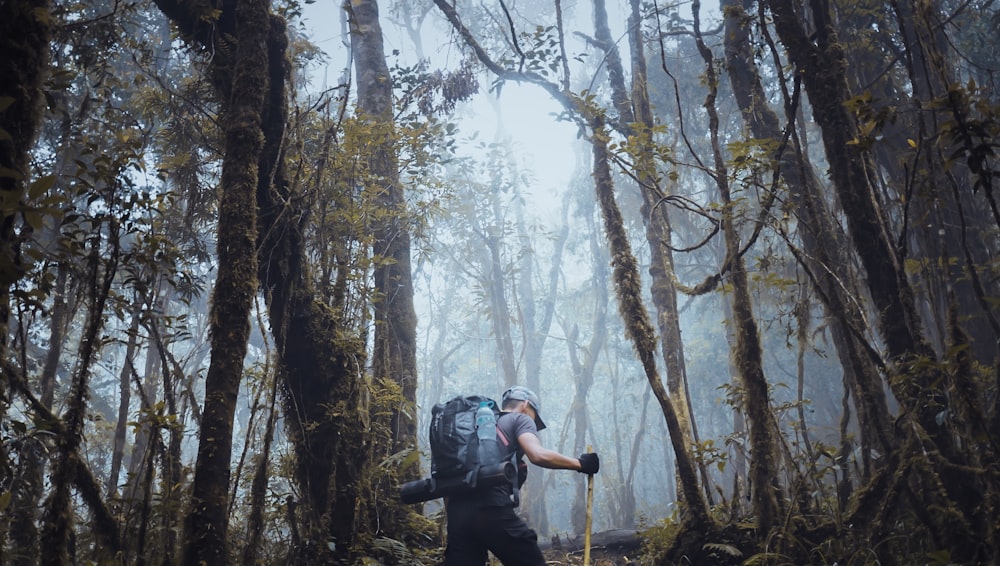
[721,0,895,466]
[345,0,423,549]
[765,0,943,428]
[107,296,143,498]
[589,112,711,531]
[349,0,420,458]
[0,7,51,555]
[41,223,122,564]
[688,0,783,535]
[765,0,998,560]
[253,12,365,559]
[152,0,271,561]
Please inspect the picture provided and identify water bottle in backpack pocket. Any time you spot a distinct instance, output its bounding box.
[475,400,499,471]
[400,394,518,503]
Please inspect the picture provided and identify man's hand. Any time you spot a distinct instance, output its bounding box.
[577,453,600,475]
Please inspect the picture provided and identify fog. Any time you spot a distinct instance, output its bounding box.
[296,0,845,538]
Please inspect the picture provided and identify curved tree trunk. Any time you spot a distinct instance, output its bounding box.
[765,0,943,428]
[41,223,122,564]
[592,0,708,505]
[765,0,997,560]
[589,113,712,530]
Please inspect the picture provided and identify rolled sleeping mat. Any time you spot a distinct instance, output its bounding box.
[399,462,516,504]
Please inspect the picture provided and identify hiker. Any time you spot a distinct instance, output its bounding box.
[443,385,600,565]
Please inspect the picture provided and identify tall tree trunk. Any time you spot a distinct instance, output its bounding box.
[721,0,895,463]
[592,0,708,505]
[0,7,51,556]
[483,225,517,387]
[589,112,711,530]
[765,0,943,430]
[766,0,996,559]
[107,295,143,498]
[515,192,567,534]
[40,222,121,564]
[253,12,367,560]
[691,0,783,534]
[155,0,271,560]
[347,0,422,548]
[349,0,419,458]
[626,0,708,503]
[9,263,69,563]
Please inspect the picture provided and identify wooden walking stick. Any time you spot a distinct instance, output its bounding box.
[583,445,595,566]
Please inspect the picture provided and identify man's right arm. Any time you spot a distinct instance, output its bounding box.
[517,432,584,471]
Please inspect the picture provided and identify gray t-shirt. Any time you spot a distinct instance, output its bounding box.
[497,411,537,459]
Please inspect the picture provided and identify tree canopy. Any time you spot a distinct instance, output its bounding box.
[1,0,998,564]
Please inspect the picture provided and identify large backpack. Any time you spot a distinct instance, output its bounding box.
[399,394,522,504]
[429,394,501,486]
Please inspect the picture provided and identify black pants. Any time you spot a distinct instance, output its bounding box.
[444,499,546,565]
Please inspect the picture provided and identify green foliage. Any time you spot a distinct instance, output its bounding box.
[843,91,895,149]
[691,438,728,474]
[929,80,1000,194]
[497,25,563,78]
[637,513,682,566]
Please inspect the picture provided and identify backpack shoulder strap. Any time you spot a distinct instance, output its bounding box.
[495,412,523,507]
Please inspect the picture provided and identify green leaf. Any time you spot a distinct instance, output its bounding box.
[28,174,56,199]
[0,165,22,180]
[0,492,12,513]
[703,543,742,558]
[0,97,15,112]
[24,210,44,230]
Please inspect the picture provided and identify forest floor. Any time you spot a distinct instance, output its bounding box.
[537,529,644,565]
[540,547,638,565]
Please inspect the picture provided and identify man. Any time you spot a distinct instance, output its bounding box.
[443,385,601,565]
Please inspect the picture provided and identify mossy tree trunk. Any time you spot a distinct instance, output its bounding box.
[348,0,420,486]
[152,0,270,561]
[589,113,712,531]
[626,0,710,504]
[766,0,997,560]
[346,1,423,548]
[181,1,267,554]
[721,0,895,470]
[765,0,942,428]
[688,0,784,535]
[592,0,708,505]
[253,13,366,560]
[0,8,51,557]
